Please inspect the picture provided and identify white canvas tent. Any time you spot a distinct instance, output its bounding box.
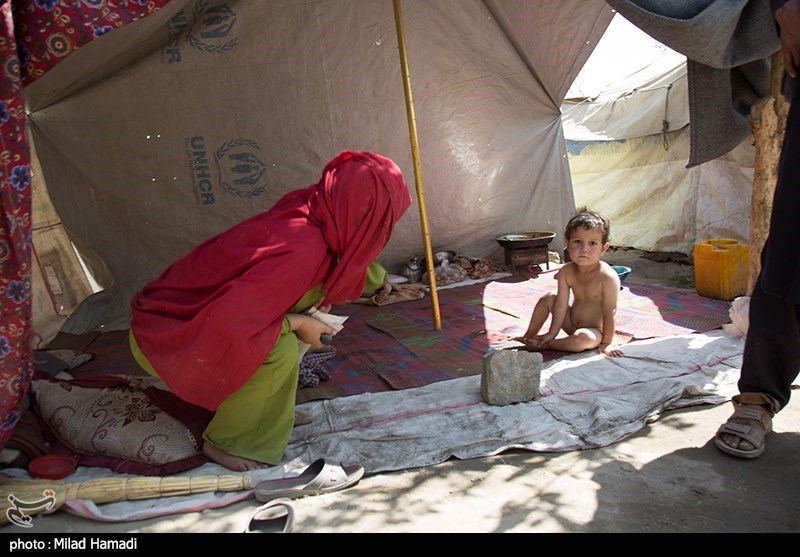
[561,15,754,254]
[28,0,617,343]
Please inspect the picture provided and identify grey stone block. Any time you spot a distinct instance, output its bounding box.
[481,349,543,406]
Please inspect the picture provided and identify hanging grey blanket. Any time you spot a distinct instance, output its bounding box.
[605,0,781,167]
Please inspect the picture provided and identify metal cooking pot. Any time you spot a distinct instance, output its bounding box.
[495,232,556,250]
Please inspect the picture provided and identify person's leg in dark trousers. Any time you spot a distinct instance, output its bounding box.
[738,276,800,411]
[739,70,800,413]
[714,276,800,457]
[715,70,800,458]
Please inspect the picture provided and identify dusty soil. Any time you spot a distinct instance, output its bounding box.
[604,246,696,290]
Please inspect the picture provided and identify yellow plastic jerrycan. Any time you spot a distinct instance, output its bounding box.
[693,238,750,301]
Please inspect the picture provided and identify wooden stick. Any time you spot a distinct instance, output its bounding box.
[749,52,790,292]
[392,0,442,331]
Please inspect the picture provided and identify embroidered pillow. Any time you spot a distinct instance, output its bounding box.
[30,375,211,475]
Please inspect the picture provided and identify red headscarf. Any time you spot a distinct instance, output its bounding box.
[130,151,411,409]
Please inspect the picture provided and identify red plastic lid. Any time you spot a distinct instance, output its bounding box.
[28,455,77,480]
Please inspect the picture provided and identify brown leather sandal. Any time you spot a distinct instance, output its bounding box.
[714,394,774,459]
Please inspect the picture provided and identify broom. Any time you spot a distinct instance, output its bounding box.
[0,474,253,526]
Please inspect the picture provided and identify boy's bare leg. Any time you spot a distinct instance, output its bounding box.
[517,294,557,339]
[539,327,602,353]
[202,441,270,472]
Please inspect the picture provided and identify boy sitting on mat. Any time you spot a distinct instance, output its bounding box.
[513,208,624,357]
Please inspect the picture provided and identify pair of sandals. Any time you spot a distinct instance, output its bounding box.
[714,393,775,459]
[244,459,365,533]
[244,498,295,533]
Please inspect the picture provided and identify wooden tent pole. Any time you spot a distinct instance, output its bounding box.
[392,0,441,330]
[748,52,790,293]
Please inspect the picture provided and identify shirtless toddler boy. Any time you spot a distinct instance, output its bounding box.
[513,208,623,357]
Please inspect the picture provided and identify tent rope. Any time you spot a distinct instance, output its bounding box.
[661,82,673,151]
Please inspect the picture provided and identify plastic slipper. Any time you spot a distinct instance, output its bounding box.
[714,397,773,459]
[254,459,365,503]
[244,498,294,533]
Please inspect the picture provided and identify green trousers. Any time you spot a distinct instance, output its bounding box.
[130,261,387,464]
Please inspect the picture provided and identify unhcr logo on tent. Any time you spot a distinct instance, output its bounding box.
[161,0,238,63]
[215,139,267,199]
[185,136,266,205]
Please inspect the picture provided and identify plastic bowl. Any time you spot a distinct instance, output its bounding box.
[611,265,632,283]
[28,454,77,480]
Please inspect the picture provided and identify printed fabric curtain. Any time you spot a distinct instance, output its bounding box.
[0,0,171,452]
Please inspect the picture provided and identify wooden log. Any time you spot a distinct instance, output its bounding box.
[749,52,790,293]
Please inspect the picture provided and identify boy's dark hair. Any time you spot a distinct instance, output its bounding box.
[564,207,611,244]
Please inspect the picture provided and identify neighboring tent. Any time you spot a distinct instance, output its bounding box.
[561,16,754,255]
[2,0,616,450]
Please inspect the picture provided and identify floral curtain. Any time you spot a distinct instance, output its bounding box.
[0,0,170,452]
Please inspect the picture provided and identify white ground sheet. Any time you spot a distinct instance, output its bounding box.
[1,331,755,523]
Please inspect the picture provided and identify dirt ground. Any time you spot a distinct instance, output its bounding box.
[4,249,799,534]
[604,246,696,290]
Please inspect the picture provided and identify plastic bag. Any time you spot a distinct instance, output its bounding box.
[721,295,750,338]
[422,259,468,286]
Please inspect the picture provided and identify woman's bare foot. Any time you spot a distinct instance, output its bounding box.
[202,441,270,472]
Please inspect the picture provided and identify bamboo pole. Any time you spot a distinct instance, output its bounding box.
[392,0,441,330]
[749,52,790,292]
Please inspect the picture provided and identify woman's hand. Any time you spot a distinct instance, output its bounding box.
[287,314,336,349]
